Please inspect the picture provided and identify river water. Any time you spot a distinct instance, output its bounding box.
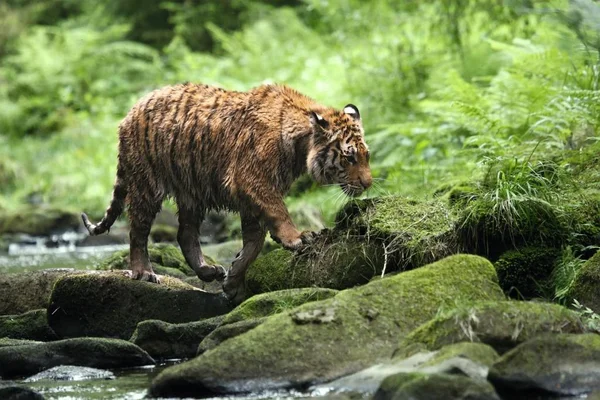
[1,233,339,399]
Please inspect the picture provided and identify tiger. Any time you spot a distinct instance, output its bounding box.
[81,83,372,303]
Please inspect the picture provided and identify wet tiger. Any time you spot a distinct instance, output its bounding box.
[81,83,372,303]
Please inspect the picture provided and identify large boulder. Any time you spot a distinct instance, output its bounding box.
[0,337,154,379]
[130,316,225,360]
[0,309,57,341]
[0,207,80,235]
[48,272,233,339]
[0,382,44,400]
[246,232,384,294]
[247,196,461,295]
[489,334,600,396]
[374,372,500,400]
[318,342,498,395]
[0,269,84,315]
[336,196,460,268]
[568,251,600,313]
[396,301,583,355]
[130,288,336,360]
[149,254,505,397]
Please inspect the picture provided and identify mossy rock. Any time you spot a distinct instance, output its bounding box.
[246,231,384,294]
[0,338,42,348]
[0,309,57,341]
[568,251,600,313]
[374,372,500,400]
[421,342,499,369]
[397,301,583,355]
[0,384,44,400]
[335,196,460,269]
[320,342,497,394]
[0,206,80,235]
[0,337,154,379]
[24,365,115,382]
[97,244,219,277]
[222,288,338,325]
[489,333,600,396]
[197,317,265,355]
[0,269,86,315]
[149,254,505,397]
[150,224,178,243]
[47,272,233,339]
[494,247,560,299]
[130,316,225,360]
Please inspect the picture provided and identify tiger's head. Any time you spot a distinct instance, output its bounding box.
[307,104,372,197]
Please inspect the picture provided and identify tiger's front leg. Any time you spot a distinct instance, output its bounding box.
[223,213,266,304]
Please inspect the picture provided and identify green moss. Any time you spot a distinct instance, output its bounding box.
[421,342,499,368]
[488,333,600,395]
[48,272,233,339]
[197,317,265,355]
[98,244,218,276]
[335,196,459,269]
[398,301,583,355]
[245,249,293,293]
[375,372,500,400]
[564,195,600,249]
[568,250,600,313]
[130,316,224,360]
[0,309,57,341]
[494,247,560,299]
[150,224,178,243]
[246,232,384,294]
[149,254,505,397]
[0,206,80,235]
[223,288,338,324]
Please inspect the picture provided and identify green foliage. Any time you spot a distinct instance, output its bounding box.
[551,247,587,304]
[459,157,566,253]
[572,299,600,333]
[2,0,600,226]
[494,247,561,299]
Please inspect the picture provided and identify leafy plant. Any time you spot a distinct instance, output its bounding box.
[572,298,600,333]
[551,246,587,303]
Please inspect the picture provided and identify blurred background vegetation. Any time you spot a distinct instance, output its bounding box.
[0,0,599,224]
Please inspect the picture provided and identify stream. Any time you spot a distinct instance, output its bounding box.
[0,233,339,400]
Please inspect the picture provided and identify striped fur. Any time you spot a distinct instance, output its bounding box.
[82,83,372,302]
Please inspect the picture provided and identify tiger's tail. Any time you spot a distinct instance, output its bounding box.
[81,161,127,236]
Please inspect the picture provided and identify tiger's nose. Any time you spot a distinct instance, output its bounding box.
[360,176,372,189]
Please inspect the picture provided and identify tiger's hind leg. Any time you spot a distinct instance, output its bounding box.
[177,206,226,282]
[223,212,266,304]
[128,198,162,283]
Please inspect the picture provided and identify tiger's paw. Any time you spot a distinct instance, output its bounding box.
[223,274,246,305]
[128,269,161,284]
[196,264,227,282]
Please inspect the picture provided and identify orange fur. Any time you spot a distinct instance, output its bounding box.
[82,83,372,302]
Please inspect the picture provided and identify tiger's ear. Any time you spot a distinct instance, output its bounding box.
[309,111,330,130]
[343,104,360,121]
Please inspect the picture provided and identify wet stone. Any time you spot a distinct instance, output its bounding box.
[25,365,115,382]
